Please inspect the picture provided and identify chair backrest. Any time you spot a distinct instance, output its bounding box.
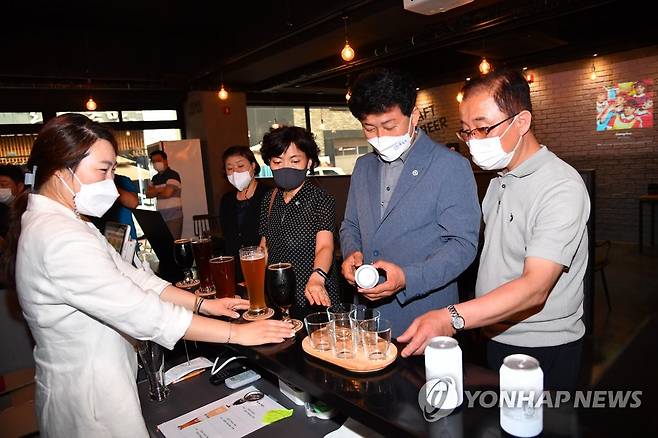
[193,214,220,237]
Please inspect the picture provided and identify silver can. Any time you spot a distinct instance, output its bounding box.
[499,354,543,437]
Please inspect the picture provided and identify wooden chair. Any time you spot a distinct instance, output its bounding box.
[594,240,612,311]
[192,214,220,238]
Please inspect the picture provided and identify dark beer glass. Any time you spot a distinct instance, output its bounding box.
[210,256,236,299]
[173,238,195,286]
[267,263,295,323]
[192,238,215,298]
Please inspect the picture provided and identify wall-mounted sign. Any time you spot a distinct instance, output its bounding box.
[596,79,653,131]
[417,104,448,134]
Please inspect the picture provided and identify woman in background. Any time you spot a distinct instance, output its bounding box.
[259,126,340,320]
[219,146,269,282]
[1,114,293,437]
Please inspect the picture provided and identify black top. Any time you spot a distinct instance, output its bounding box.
[259,181,339,319]
[0,202,9,238]
[219,182,269,282]
[151,167,181,185]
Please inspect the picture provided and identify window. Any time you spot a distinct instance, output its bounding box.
[121,110,178,122]
[56,111,119,123]
[309,107,366,175]
[0,112,43,125]
[247,106,307,177]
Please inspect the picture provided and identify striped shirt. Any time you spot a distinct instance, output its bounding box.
[152,168,183,221]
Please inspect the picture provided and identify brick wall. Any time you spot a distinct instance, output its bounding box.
[417,46,658,242]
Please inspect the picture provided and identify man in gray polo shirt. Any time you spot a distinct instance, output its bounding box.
[398,69,589,390]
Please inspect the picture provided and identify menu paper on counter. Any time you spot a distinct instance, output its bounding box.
[157,386,288,438]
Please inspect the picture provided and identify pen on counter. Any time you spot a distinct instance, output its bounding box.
[172,368,206,385]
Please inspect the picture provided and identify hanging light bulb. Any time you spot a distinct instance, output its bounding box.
[345,88,352,101]
[319,109,326,130]
[271,119,280,129]
[341,42,355,62]
[456,91,464,103]
[86,97,97,111]
[340,16,356,62]
[479,58,491,75]
[590,63,597,80]
[218,84,229,100]
[126,131,131,136]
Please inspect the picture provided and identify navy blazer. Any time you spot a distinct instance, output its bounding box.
[340,131,481,336]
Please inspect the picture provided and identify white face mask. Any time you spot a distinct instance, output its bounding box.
[0,188,14,204]
[466,116,522,170]
[228,170,252,191]
[57,168,119,218]
[153,162,166,172]
[367,115,415,162]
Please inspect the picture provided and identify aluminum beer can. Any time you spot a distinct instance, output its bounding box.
[424,336,463,410]
[355,264,379,289]
[499,354,543,437]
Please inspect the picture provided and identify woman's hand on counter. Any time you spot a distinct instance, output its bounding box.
[397,308,455,357]
[232,320,296,346]
[202,297,249,319]
[305,275,331,307]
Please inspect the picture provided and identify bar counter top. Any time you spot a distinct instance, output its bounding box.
[141,315,658,437]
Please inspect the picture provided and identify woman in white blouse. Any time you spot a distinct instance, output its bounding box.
[1,113,294,437]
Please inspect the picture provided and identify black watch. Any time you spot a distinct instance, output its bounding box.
[447,305,465,331]
[312,267,328,281]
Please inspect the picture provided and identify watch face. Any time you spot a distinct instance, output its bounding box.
[453,316,465,330]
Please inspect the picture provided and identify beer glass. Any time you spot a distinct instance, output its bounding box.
[360,318,392,360]
[173,238,198,288]
[239,246,269,318]
[210,256,236,299]
[192,238,215,298]
[137,340,169,401]
[267,262,302,331]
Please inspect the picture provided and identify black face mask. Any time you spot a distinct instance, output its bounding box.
[272,167,307,190]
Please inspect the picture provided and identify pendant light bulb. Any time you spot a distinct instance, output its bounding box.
[341,42,355,62]
[86,97,97,111]
[590,63,597,80]
[456,91,464,103]
[479,58,491,75]
[218,84,229,100]
[345,89,352,101]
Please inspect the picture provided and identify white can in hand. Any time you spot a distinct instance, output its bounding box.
[499,354,543,437]
[355,264,379,289]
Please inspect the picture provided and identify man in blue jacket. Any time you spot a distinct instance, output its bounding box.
[340,68,481,337]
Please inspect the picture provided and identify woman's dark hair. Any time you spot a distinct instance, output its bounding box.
[1,113,118,290]
[260,126,320,171]
[222,145,261,176]
[0,164,24,185]
[461,69,533,116]
[348,67,417,120]
[149,150,167,160]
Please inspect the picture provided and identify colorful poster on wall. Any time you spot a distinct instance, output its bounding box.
[596,79,653,131]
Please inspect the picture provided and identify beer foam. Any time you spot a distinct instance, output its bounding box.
[241,254,265,261]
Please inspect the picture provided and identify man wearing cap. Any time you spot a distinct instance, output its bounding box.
[398,69,590,391]
[340,67,481,337]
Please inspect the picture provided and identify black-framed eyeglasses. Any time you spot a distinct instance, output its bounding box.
[456,113,519,142]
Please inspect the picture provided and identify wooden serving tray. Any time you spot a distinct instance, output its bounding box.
[301,336,397,373]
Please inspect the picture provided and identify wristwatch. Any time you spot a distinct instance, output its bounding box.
[312,267,328,281]
[447,305,465,331]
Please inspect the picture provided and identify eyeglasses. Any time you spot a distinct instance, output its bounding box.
[456,113,519,142]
